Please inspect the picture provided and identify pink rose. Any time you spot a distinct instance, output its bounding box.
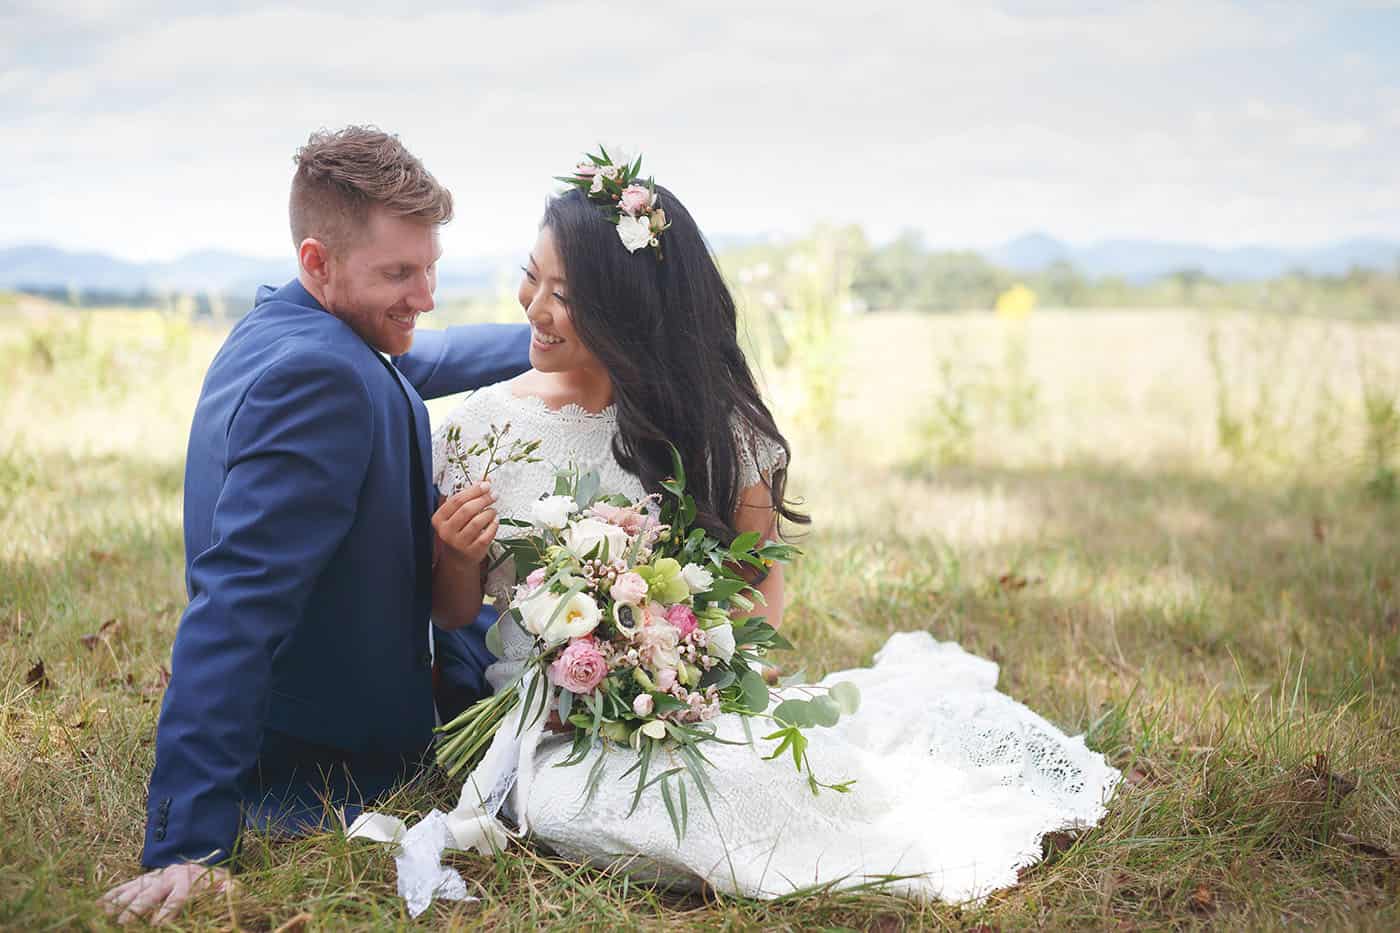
[548,639,608,694]
[618,184,653,217]
[637,619,682,670]
[665,604,698,638]
[610,571,648,605]
[632,693,654,717]
[656,668,677,692]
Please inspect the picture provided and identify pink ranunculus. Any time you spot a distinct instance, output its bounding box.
[656,667,677,692]
[610,571,648,605]
[633,693,654,717]
[618,184,653,217]
[665,604,698,638]
[549,639,608,694]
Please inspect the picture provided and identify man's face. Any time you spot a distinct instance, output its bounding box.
[322,207,440,356]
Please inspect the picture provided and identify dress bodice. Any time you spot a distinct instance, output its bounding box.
[431,380,789,527]
[431,381,646,521]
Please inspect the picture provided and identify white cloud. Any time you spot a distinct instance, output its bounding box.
[0,0,1396,260]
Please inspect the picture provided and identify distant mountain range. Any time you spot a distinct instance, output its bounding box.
[985,232,1400,283]
[2,233,1397,297]
[0,245,510,298]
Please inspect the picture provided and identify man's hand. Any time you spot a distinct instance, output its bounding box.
[100,864,235,925]
[433,482,498,567]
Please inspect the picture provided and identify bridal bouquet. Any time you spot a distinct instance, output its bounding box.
[435,448,859,838]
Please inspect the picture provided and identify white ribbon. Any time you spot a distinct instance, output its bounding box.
[348,674,552,917]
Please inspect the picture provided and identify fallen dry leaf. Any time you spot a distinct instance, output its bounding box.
[1188,883,1216,914]
[1041,830,1078,859]
[996,573,1042,592]
[141,665,172,700]
[1294,752,1357,802]
[89,550,120,563]
[1336,832,1396,862]
[25,659,51,691]
[80,618,123,651]
[273,912,314,933]
[1312,517,1326,543]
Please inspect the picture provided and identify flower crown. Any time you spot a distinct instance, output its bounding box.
[556,147,671,259]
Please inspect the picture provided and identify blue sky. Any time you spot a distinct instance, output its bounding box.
[2,0,1397,262]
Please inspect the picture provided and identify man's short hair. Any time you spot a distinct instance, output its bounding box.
[289,126,453,253]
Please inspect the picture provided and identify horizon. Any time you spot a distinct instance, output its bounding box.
[5,228,1400,269]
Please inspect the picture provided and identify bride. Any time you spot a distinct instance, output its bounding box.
[377,151,1119,909]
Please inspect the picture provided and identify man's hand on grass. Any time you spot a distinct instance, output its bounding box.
[100,863,235,925]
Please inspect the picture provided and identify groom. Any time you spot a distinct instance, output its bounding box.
[101,127,530,923]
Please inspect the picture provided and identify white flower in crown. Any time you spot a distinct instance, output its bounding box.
[616,215,654,253]
[590,173,606,194]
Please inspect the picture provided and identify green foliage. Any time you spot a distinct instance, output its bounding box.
[846,230,1400,318]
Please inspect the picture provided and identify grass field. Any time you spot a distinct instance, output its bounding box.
[1,301,1397,930]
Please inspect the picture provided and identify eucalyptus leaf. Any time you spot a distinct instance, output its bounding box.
[829,681,861,715]
[484,618,505,657]
[575,471,600,508]
[773,698,815,727]
[738,669,769,713]
[810,695,841,727]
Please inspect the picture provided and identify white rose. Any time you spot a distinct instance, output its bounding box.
[705,622,735,663]
[680,563,715,594]
[519,590,601,646]
[563,516,630,560]
[616,215,653,253]
[530,495,578,530]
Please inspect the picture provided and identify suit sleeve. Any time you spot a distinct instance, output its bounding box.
[393,323,531,400]
[141,351,373,868]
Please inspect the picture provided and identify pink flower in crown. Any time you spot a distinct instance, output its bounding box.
[665,604,698,638]
[574,161,598,178]
[525,567,548,591]
[632,693,654,717]
[656,667,677,692]
[618,184,654,217]
[549,638,608,694]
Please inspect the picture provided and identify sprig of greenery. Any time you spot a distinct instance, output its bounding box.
[441,421,542,495]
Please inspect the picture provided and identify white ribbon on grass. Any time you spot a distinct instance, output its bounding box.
[347,674,552,917]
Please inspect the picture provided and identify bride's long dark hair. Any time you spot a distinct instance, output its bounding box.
[541,185,808,543]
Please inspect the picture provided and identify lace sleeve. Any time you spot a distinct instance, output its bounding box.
[732,415,788,490]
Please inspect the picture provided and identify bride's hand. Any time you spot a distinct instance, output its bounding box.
[433,482,499,567]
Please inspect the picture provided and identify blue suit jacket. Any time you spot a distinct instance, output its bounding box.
[141,280,529,868]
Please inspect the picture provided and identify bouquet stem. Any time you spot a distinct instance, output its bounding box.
[436,688,519,777]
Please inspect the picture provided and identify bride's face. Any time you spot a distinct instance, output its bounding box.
[519,226,602,374]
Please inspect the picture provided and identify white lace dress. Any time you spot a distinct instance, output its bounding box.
[406,381,1120,905]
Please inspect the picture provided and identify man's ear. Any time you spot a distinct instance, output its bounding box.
[298,238,332,284]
